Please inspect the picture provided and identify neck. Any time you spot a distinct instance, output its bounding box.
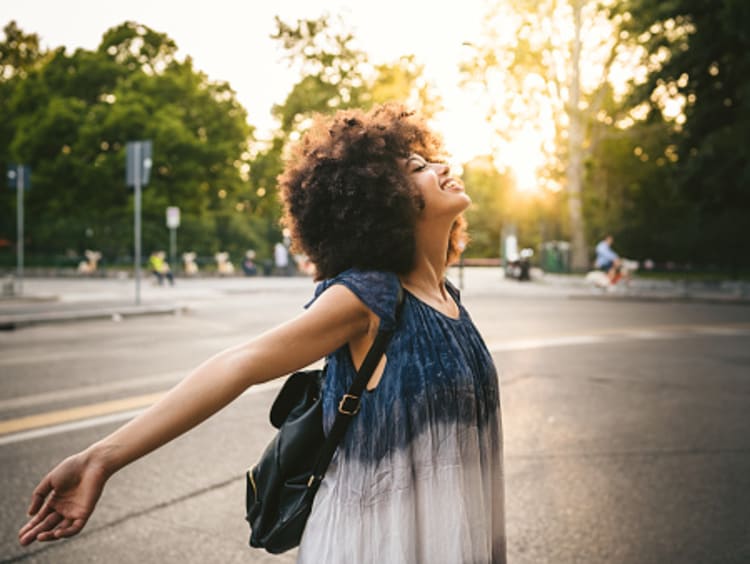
[400,223,451,298]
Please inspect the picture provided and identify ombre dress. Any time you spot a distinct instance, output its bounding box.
[298,269,506,564]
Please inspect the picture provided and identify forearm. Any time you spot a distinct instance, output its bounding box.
[87,344,258,477]
[83,285,370,479]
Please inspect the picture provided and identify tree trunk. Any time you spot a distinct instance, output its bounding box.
[566,0,589,271]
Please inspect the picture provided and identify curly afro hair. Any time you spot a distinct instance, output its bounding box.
[279,104,468,280]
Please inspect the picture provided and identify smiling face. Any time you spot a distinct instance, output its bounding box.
[402,154,471,220]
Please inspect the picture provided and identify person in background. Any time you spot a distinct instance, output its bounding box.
[595,234,621,282]
[242,250,258,276]
[274,241,290,276]
[149,251,174,286]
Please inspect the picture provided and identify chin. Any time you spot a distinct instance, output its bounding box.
[456,192,472,210]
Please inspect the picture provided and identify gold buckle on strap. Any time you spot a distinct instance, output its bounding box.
[338,394,361,415]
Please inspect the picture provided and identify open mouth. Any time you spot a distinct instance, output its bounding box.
[440,179,464,192]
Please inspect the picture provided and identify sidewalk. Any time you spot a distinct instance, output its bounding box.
[0,275,315,330]
[1,268,748,330]
[538,271,750,304]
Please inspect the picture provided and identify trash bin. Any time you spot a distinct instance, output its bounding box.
[540,241,571,273]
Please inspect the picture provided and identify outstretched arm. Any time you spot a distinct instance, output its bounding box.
[18,285,371,546]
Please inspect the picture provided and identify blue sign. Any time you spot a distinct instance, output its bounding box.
[7,164,31,190]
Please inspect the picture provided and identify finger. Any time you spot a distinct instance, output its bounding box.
[18,504,50,540]
[19,488,60,538]
[27,493,45,517]
[40,518,86,542]
[53,518,86,539]
[19,511,63,546]
[27,478,52,516]
[37,516,73,543]
[19,510,61,545]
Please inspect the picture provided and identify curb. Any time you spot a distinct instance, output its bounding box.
[0,294,59,304]
[0,303,189,331]
[567,293,750,306]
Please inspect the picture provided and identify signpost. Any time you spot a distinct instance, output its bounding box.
[7,164,31,295]
[166,206,180,271]
[126,140,153,305]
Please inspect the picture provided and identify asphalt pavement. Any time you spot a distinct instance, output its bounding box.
[1,267,748,330]
[1,270,749,563]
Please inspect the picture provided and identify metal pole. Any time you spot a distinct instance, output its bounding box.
[16,165,24,296]
[134,143,142,305]
[169,227,176,273]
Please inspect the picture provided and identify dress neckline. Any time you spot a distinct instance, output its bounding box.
[402,287,463,321]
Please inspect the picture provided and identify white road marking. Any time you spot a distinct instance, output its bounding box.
[2,326,748,445]
[486,325,750,354]
[0,379,285,446]
[488,335,609,351]
[0,408,147,446]
[0,336,243,367]
[0,371,185,410]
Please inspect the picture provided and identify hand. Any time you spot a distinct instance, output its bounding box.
[18,451,109,546]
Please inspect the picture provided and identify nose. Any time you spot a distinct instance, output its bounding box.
[435,162,450,176]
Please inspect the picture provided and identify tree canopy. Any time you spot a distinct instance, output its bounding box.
[460,0,749,272]
[2,3,748,273]
[1,21,260,266]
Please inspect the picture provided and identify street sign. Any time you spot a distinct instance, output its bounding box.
[166,206,180,229]
[126,140,153,187]
[7,164,31,190]
[126,140,152,306]
[6,163,30,295]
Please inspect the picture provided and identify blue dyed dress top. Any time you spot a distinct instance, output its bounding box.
[298,269,506,564]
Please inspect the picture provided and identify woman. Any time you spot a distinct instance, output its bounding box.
[18,104,506,563]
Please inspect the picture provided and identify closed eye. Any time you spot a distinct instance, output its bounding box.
[408,158,428,173]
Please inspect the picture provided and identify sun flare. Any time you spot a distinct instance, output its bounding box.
[495,129,544,193]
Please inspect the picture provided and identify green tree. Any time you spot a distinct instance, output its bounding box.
[1,21,258,266]
[370,55,442,118]
[247,14,441,258]
[271,14,370,136]
[0,22,47,254]
[462,155,563,259]
[461,0,632,270]
[613,0,750,271]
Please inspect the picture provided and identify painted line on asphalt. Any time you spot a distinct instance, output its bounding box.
[489,334,610,351]
[0,378,286,446]
[487,324,750,353]
[0,408,149,446]
[2,326,748,446]
[0,371,185,411]
[0,335,239,367]
[0,392,167,435]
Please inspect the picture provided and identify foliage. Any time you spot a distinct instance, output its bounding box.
[1,15,441,268]
[248,14,442,255]
[461,155,564,258]
[460,0,749,272]
[5,4,745,272]
[271,14,441,137]
[0,21,261,266]
[459,0,634,269]
[597,0,750,270]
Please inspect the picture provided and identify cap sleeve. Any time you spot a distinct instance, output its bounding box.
[305,268,401,331]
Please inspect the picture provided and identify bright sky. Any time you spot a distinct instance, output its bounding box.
[6,0,494,163]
